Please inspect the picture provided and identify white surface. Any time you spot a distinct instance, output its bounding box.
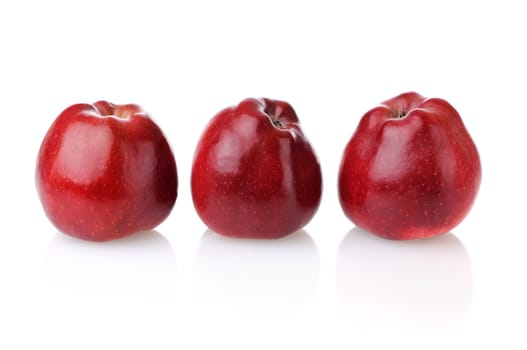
[1,1,525,349]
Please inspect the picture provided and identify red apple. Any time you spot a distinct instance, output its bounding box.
[338,92,481,240]
[36,101,178,241]
[191,98,322,239]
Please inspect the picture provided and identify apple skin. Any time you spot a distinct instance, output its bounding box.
[191,98,322,239]
[338,92,481,240]
[36,101,178,242]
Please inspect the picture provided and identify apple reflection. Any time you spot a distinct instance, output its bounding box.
[193,230,319,318]
[336,228,472,330]
[46,230,177,296]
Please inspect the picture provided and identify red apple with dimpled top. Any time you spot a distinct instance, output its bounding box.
[36,101,178,241]
[338,92,481,240]
[191,98,322,239]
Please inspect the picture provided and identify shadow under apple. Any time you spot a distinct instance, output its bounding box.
[336,227,473,331]
[192,229,320,319]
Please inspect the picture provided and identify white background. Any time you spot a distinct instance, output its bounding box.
[1,0,525,349]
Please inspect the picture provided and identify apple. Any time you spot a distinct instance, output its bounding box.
[338,92,481,240]
[191,98,322,239]
[36,101,178,241]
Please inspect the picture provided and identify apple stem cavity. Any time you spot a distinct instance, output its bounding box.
[263,104,285,129]
[112,108,134,119]
[393,109,407,119]
[272,119,285,128]
[93,101,136,120]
